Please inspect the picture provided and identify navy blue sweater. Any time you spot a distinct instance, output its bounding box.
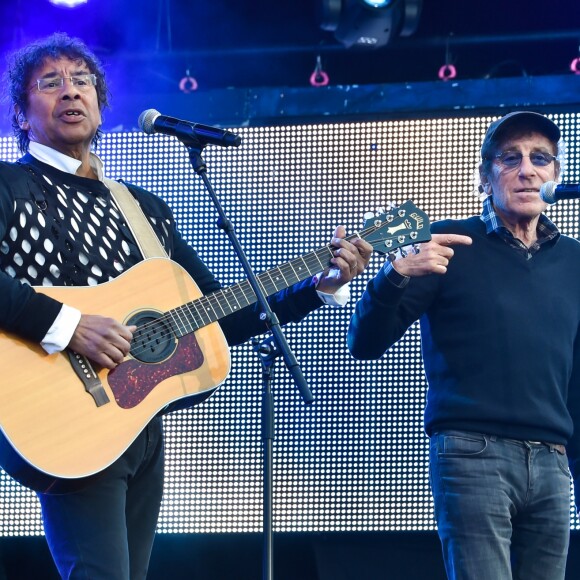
[348,216,580,483]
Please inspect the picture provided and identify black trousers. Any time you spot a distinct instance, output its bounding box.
[38,418,164,580]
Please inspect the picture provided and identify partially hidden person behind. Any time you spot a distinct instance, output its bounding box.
[348,111,580,580]
[0,32,373,579]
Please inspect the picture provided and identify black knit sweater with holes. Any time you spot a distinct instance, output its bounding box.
[0,155,323,348]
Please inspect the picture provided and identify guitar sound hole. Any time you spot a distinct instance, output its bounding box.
[126,310,177,364]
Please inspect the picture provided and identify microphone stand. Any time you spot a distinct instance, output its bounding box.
[252,335,281,580]
[183,137,314,580]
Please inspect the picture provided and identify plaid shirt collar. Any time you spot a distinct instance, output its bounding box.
[479,195,559,252]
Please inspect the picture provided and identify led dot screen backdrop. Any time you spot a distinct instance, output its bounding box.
[1,112,579,536]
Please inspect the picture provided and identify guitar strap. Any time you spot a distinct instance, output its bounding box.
[66,179,169,408]
[103,178,168,259]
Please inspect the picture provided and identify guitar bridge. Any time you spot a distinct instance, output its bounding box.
[66,350,110,407]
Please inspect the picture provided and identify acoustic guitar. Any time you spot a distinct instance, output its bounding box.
[0,201,430,493]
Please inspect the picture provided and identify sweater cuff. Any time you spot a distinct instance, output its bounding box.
[12,290,64,343]
[382,261,410,288]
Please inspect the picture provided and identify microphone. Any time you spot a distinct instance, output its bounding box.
[138,109,241,148]
[540,181,580,204]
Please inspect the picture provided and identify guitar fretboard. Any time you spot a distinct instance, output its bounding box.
[168,242,338,337]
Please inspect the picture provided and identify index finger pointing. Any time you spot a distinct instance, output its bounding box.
[432,233,473,247]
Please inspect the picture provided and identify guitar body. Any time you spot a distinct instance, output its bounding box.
[0,258,230,492]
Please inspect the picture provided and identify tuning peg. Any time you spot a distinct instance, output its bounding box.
[387,247,407,261]
[387,244,421,261]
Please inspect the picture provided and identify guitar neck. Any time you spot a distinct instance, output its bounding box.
[163,199,431,338]
[171,240,341,336]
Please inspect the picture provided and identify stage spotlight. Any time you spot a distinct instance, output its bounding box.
[49,0,88,7]
[321,0,422,49]
[363,0,394,6]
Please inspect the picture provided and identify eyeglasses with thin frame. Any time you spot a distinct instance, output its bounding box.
[488,150,558,169]
[34,74,97,93]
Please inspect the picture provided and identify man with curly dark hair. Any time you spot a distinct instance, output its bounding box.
[5,31,109,153]
[0,32,372,579]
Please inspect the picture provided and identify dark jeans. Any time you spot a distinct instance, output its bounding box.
[38,418,164,580]
[430,430,571,580]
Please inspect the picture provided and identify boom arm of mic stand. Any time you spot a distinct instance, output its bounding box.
[184,138,314,405]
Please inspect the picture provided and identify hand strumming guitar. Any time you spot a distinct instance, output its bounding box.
[68,314,136,369]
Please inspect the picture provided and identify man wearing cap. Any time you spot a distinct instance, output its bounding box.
[348,111,580,579]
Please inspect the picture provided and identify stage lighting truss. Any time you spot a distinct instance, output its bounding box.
[321,0,423,49]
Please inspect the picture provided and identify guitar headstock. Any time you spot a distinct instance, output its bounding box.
[362,200,431,255]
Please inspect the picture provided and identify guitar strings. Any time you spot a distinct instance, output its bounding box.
[127,245,334,359]
[127,220,410,359]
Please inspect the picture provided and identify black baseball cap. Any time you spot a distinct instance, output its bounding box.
[481,111,560,158]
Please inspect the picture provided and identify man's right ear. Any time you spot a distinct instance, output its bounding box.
[479,182,491,195]
[15,108,28,129]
